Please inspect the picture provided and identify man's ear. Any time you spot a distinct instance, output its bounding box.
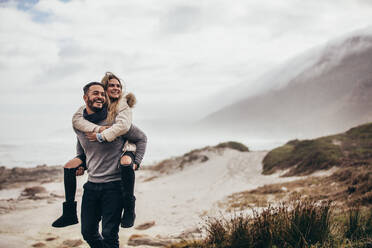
[83,94,88,103]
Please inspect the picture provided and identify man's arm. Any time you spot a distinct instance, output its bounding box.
[76,138,85,158]
[123,124,147,168]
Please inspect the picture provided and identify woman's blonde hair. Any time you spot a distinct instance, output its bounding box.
[101,72,123,124]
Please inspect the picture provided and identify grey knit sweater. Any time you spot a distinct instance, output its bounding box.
[122,124,147,166]
[75,120,124,183]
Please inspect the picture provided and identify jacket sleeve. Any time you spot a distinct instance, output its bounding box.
[123,124,147,166]
[72,106,100,132]
[100,98,132,142]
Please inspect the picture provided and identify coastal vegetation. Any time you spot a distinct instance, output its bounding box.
[262,122,372,176]
[169,201,372,248]
[169,123,372,247]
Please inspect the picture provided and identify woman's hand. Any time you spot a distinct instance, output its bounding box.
[85,132,97,141]
[98,126,110,133]
[76,166,85,176]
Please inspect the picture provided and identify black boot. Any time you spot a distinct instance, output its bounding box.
[52,201,78,228]
[121,196,136,228]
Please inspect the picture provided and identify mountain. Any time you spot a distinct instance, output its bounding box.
[200,31,372,138]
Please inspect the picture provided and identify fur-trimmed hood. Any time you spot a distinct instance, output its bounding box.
[125,92,136,108]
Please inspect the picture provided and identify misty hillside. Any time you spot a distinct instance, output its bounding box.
[262,122,372,176]
[201,34,372,138]
[223,122,372,212]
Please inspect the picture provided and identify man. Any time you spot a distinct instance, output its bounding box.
[76,82,125,248]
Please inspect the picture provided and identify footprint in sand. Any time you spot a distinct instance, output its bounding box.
[60,239,84,247]
[45,236,59,242]
[32,242,46,247]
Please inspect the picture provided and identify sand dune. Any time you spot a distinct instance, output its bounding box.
[0,149,305,247]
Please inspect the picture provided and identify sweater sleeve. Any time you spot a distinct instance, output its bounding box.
[123,124,147,166]
[76,138,85,158]
[100,98,132,142]
[72,105,100,132]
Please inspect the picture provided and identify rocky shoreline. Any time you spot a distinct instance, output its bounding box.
[0,165,63,190]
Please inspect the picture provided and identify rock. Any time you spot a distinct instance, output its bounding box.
[45,236,59,241]
[21,186,47,196]
[0,200,15,213]
[128,234,172,247]
[0,165,62,189]
[177,227,202,239]
[135,221,156,230]
[32,242,46,247]
[47,199,56,204]
[0,200,11,209]
[61,239,83,247]
[50,193,64,198]
[19,186,51,200]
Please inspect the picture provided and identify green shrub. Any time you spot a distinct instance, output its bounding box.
[262,144,294,174]
[262,122,372,176]
[216,141,249,152]
[285,200,332,247]
[263,139,342,176]
[205,217,229,247]
[229,215,251,248]
[345,207,364,240]
[344,207,372,242]
[168,201,372,248]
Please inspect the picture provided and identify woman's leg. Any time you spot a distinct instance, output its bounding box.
[64,158,82,203]
[119,152,136,228]
[52,157,83,228]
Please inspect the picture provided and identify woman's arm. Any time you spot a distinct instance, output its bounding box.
[72,106,101,133]
[123,124,147,167]
[99,97,132,142]
[73,96,132,142]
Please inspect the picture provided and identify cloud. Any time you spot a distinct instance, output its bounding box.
[160,5,202,34]
[1,0,372,140]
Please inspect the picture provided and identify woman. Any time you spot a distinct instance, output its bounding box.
[52,72,147,229]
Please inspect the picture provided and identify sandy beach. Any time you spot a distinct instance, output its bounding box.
[0,149,314,248]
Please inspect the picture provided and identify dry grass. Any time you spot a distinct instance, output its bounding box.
[169,200,372,248]
[223,165,372,212]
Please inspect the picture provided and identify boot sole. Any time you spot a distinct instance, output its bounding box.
[52,219,78,228]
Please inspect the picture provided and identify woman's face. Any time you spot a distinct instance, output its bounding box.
[106,78,122,99]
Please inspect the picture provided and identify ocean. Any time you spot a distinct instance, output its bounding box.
[0,130,285,168]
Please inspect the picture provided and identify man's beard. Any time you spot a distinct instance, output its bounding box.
[87,98,104,112]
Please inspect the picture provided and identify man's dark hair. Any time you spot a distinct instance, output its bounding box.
[83,82,104,95]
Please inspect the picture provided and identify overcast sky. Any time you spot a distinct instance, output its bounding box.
[1,0,372,142]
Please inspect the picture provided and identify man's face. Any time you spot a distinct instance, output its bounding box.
[84,85,106,112]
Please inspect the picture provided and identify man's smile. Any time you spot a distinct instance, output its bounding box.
[94,99,104,104]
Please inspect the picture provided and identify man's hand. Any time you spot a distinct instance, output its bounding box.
[98,126,110,133]
[133,164,138,170]
[85,132,97,141]
[76,166,85,176]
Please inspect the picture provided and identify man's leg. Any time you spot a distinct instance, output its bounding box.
[101,181,122,248]
[119,152,136,228]
[52,157,83,228]
[81,182,103,248]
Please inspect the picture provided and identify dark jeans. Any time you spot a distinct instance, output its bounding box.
[81,181,122,248]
